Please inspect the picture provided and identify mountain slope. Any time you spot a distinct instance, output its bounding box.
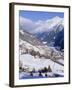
[26,16,63,48]
[19,30,64,78]
[19,30,64,66]
[34,21,64,48]
[54,29,64,50]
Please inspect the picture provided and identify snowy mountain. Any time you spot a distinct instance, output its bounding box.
[42,16,63,31]
[33,17,64,49]
[20,16,64,50]
[20,16,64,33]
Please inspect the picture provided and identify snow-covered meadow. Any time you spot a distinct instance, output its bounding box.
[19,54,64,79]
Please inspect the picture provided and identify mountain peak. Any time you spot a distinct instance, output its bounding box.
[53,16,62,20]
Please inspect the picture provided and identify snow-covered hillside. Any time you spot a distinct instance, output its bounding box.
[19,30,64,79]
[19,31,64,64]
[19,54,64,79]
[20,54,64,72]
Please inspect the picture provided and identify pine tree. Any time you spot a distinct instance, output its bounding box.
[47,65,52,72]
[30,72,33,76]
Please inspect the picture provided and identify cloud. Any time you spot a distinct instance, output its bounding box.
[20,16,35,33]
[20,16,63,33]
